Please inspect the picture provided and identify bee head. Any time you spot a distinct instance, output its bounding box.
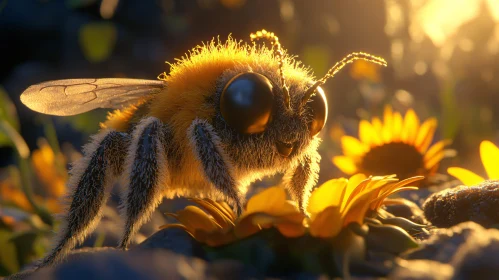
[215,30,387,167]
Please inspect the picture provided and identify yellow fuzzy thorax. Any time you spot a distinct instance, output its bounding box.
[102,37,314,149]
[148,36,313,141]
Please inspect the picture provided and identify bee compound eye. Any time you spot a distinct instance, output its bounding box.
[307,86,328,137]
[220,72,274,134]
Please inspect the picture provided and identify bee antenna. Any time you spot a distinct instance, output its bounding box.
[250,29,291,110]
[301,52,387,105]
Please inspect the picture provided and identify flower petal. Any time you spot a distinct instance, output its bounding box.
[176,206,221,233]
[447,167,484,186]
[309,206,343,238]
[382,105,393,143]
[424,140,452,163]
[276,222,306,238]
[480,141,499,180]
[401,109,420,144]
[341,173,368,211]
[307,178,348,217]
[341,136,367,157]
[245,186,287,215]
[392,112,403,142]
[332,156,358,174]
[190,198,235,229]
[360,120,382,147]
[415,118,437,152]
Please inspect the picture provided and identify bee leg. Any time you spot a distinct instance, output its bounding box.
[38,130,130,267]
[283,149,321,213]
[118,117,169,249]
[188,119,244,215]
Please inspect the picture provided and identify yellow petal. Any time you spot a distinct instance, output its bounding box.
[415,118,437,152]
[392,112,403,142]
[480,141,499,180]
[307,178,348,217]
[341,136,367,157]
[382,105,393,143]
[424,152,444,170]
[373,186,419,210]
[190,198,234,229]
[215,200,237,221]
[401,109,420,144]
[360,120,382,147]
[245,186,286,215]
[340,173,368,211]
[371,117,383,143]
[276,222,306,238]
[309,206,343,238]
[332,156,358,174]
[234,213,264,238]
[424,140,452,162]
[176,206,220,233]
[447,167,484,186]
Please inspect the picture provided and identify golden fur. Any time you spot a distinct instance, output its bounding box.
[102,37,315,197]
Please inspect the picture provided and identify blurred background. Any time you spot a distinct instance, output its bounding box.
[0,0,498,276]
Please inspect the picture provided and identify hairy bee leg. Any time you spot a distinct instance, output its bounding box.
[118,117,169,249]
[188,119,244,215]
[39,130,130,267]
[283,149,321,213]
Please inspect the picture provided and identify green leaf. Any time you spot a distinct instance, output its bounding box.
[79,22,117,63]
[0,120,29,159]
[366,224,418,254]
[0,86,21,147]
[9,231,42,267]
[0,230,19,276]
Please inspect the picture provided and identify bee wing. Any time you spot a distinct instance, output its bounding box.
[20,78,165,116]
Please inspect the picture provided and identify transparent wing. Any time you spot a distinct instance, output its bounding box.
[20,78,165,116]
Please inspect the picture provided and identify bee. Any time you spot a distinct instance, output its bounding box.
[20,29,386,266]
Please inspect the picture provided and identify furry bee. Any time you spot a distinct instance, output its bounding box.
[20,30,386,266]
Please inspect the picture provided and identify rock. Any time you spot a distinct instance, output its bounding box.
[383,198,428,225]
[451,225,499,280]
[423,180,499,228]
[18,248,261,280]
[133,227,205,258]
[404,222,488,263]
[388,259,454,280]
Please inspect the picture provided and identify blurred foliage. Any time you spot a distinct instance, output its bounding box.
[0,89,73,276]
[79,22,117,63]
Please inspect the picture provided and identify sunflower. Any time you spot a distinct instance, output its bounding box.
[307,174,423,238]
[164,174,422,245]
[448,140,499,186]
[333,105,452,180]
[161,187,305,247]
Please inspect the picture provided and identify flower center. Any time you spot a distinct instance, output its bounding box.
[360,142,424,179]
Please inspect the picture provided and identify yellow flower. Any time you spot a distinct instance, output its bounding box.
[448,140,499,186]
[31,139,67,198]
[333,105,452,180]
[162,186,305,246]
[307,174,423,238]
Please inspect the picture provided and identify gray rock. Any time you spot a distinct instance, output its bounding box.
[17,248,260,280]
[423,180,499,228]
[388,259,454,280]
[133,227,205,258]
[451,225,499,280]
[404,222,488,263]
